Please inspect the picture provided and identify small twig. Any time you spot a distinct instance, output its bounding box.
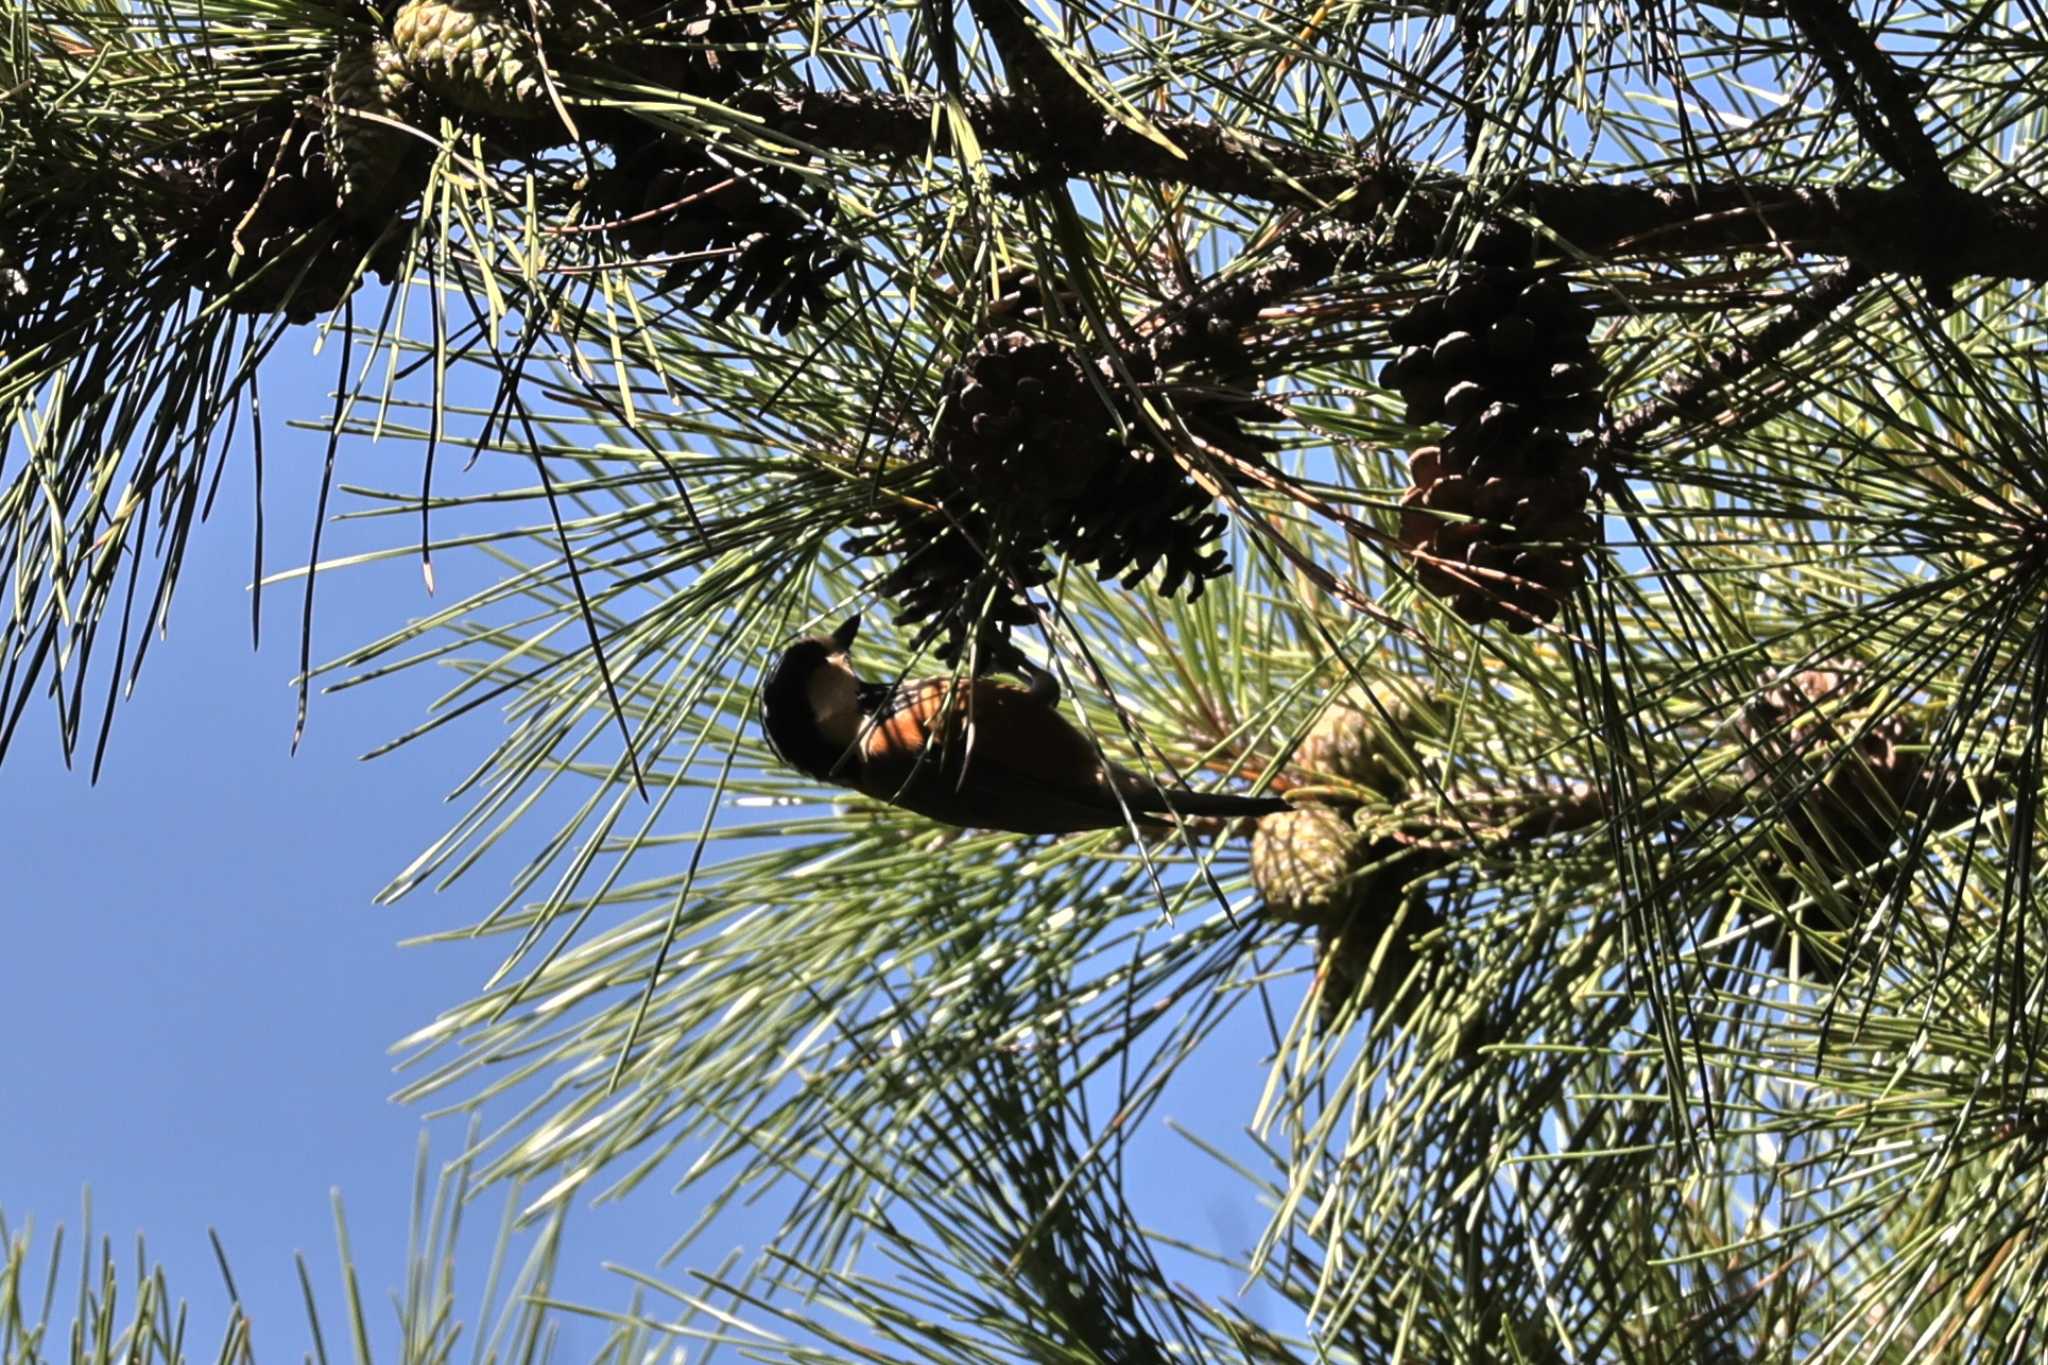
[1456,1,1485,167]
[549,176,743,235]
[1141,220,1377,376]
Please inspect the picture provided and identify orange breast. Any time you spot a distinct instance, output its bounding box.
[860,678,1109,794]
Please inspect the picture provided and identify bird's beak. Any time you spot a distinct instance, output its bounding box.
[830,614,861,651]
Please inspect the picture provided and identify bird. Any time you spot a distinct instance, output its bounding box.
[758,614,1294,834]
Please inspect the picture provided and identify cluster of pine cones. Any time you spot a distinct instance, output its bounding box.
[848,271,1282,662]
[1251,692,1447,1027]
[128,0,846,330]
[1383,267,1604,632]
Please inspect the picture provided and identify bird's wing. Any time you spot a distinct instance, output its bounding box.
[857,678,1145,833]
[881,766,1149,834]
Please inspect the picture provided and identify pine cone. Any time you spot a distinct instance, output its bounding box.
[1740,663,1925,866]
[1252,805,1374,925]
[392,0,551,118]
[852,283,1274,661]
[1295,691,1441,801]
[841,500,1049,663]
[1053,437,1240,597]
[983,267,1078,325]
[1316,870,1439,1027]
[1253,804,1439,1025]
[595,135,847,332]
[175,107,402,321]
[1736,662,1946,979]
[1382,272,1599,430]
[1386,268,1604,632]
[325,39,423,222]
[873,431,1238,664]
[567,0,799,323]
[934,329,1125,515]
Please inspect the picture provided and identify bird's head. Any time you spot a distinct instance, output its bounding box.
[760,613,864,780]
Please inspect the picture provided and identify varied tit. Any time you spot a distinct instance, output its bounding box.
[758,614,1293,834]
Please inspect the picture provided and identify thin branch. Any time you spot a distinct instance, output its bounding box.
[1599,261,1873,457]
[1140,221,1374,374]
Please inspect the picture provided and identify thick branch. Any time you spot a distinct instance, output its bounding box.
[741,89,2048,282]
[741,88,1362,204]
[1780,0,1948,194]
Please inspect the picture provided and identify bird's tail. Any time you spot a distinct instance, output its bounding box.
[1123,787,1292,821]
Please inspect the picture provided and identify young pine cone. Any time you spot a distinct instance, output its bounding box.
[1251,805,1437,1025]
[391,0,552,118]
[325,38,425,222]
[1293,690,1444,803]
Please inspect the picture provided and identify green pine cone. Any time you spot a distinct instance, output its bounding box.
[1254,804,1439,1026]
[1251,805,1373,926]
[1295,691,1441,801]
[392,0,551,119]
[326,39,420,220]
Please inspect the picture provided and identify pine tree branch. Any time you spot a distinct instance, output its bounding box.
[1778,0,1948,195]
[741,90,2047,282]
[961,0,1089,132]
[1776,0,1963,301]
[1599,261,1873,457]
[1140,222,1372,374]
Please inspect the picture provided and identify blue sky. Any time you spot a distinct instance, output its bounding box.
[1,337,1284,1357]
[0,343,783,1356]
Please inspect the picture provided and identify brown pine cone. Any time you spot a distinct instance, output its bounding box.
[1735,662,1956,979]
[1381,269,1597,434]
[1740,663,1927,867]
[933,329,1124,513]
[571,0,770,102]
[1387,267,1605,631]
[172,106,404,321]
[593,134,848,332]
[851,284,1274,660]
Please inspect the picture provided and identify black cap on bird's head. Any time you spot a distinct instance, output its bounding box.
[760,614,864,780]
